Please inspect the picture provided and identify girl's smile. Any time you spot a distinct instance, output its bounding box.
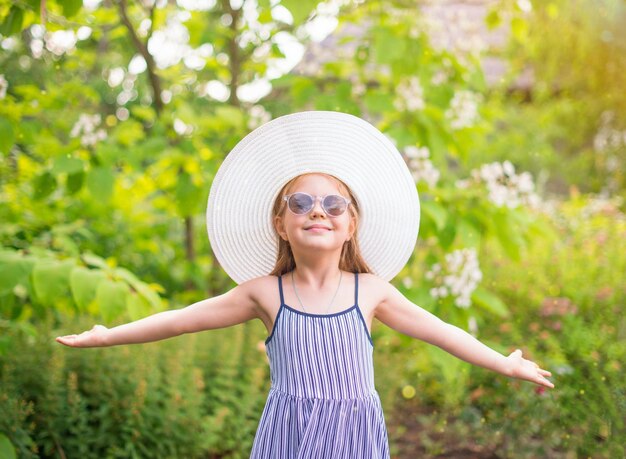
[305,224,332,233]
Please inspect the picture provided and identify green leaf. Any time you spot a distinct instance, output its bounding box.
[363,91,394,113]
[456,217,481,249]
[372,27,406,64]
[81,252,110,270]
[59,0,83,18]
[66,170,85,195]
[0,6,24,36]
[86,167,114,202]
[439,217,457,250]
[96,278,129,322]
[215,105,245,128]
[425,344,470,407]
[131,105,157,123]
[18,121,42,145]
[511,17,528,42]
[280,0,317,24]
[0,251,35,295]
[291,78,317,106]
[31,259,76,304]
[492,210,523,261]
[114,267,163,310]
[32,171,57,200]
[70,267,106,313]
[52,156,84,174]
[0,117,16,154]
[421,200,448,231]
[126,291,152,321]
[485,9,501,30]
[114,119,144,146]
[471,286,509,318]
[175,171,202,217]
[0,433,17,459]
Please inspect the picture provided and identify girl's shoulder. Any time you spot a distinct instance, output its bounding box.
[243,275,281,311]
[357,272,393,316]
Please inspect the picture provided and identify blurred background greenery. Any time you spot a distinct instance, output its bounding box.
[1,0,625,457]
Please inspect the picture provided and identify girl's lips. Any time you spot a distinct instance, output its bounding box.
[306,227,331,232]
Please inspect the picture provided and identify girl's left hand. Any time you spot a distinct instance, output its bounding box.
[506,349,555,388]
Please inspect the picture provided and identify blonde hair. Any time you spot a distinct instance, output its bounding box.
[269,173,373,277]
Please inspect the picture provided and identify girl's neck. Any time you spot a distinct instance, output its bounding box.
[290,266,344,290]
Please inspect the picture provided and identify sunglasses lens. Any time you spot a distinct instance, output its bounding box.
[323,195,347,216]
[289,193,313,214]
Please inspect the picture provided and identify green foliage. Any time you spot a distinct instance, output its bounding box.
[396,196,625,457]
[0,249,165,353]
[0,433,17,459]
[0,319,271,458]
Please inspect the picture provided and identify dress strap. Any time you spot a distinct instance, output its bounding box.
[354,271,358,305]
[278,275,285,305]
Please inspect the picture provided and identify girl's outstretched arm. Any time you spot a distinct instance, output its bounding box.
[373,277,555,389]
[55,279,260,348]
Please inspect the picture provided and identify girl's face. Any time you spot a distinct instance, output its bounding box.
[274,174,355,253]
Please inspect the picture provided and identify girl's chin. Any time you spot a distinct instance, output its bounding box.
[291,238,343,249]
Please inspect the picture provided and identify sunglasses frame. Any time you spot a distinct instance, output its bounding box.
[283,192,351,217]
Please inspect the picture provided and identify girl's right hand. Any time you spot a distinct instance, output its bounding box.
[56,325,109,348]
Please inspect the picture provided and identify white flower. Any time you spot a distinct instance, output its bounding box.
[445,90,482,130]
[174,118,193,135]
[467,315,478,335]
[394,77,425,112]
[593,110,626,153]
[70,114,107,147]
[455,178,471,189]
[351,81,367,97]
[45,30,77,56]
[431,69,447,86]
[405,146,430,159]
[426,248,482,308]
[405,145,440,188]
[0,74,7,99]
[465,160,541,209]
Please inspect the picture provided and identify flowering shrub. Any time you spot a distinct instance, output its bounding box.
[404,145,440,188]
[456,160,541,209]
[425,248,483,309]
[69,114,107,147]
[444,90,483,130]
[394,77,425,112]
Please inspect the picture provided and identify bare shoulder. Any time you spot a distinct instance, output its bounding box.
[355,272,394,321]
[240,276,279,303]
[241,275,281,331]
[358,272,393,299]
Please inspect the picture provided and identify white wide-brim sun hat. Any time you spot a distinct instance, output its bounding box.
[206,111,420,284]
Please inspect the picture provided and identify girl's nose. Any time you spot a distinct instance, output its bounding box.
[310,198,326,217]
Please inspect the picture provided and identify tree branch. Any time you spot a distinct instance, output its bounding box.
[116,0,164,115]
[220,0,242,107]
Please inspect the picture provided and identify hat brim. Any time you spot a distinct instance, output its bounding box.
[206,111,420,284]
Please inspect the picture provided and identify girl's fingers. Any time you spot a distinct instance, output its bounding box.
[536,371,554,388]
[56,335,83,346]
[56,336,75,342]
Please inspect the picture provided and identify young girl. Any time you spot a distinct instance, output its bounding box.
[56,111,554,458]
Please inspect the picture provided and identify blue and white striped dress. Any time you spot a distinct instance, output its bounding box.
[250,272,390,458]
